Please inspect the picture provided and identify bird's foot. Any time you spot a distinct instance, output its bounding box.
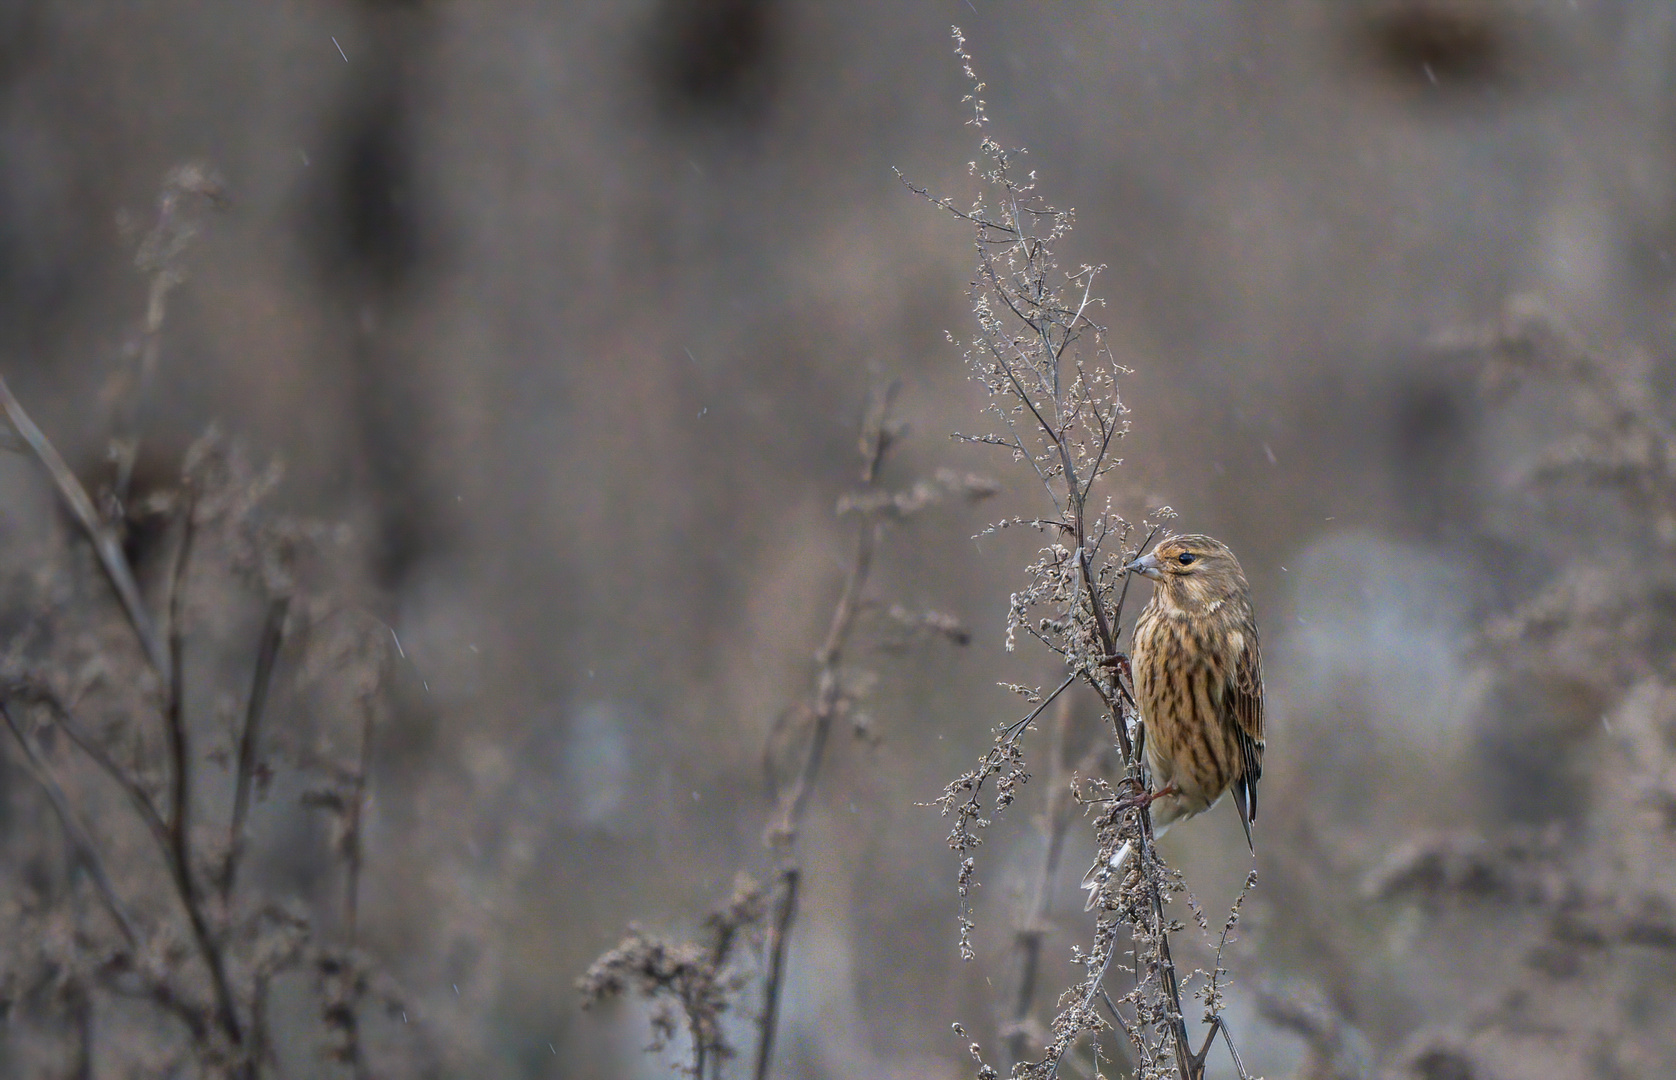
[1113,781,1178,812]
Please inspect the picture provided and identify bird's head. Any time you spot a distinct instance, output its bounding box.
[1124,534,1249,610]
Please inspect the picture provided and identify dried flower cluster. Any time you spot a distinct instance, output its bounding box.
[577,874,770,1078]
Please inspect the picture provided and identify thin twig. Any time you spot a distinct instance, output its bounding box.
[320,633,388,1080]
[766,517,876,845]
[165,496,195,839]
[223,596,289,907]
[160,498,245,1051]
[29,688,171,849]
[1189,870,1258,1080]
[756,381,897,1080]
[763,383,895,850]
[32,679,251,1063]
[0,376,172,685]
[917,34,1218,1073]
[112,162,226,506]
[752,865,799,1080]
[344,677,380,950]
[1001,675,1077,743]
[0,700,141,948]
[1004,691,1090,1066]
[1044,925,1122,1080]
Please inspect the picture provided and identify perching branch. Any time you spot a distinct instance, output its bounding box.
[914,27,1243,1080]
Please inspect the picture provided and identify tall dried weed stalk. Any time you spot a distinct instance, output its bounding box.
[579,380,986,1078]
[905,30,1253,1080]
[0,167,424,1079]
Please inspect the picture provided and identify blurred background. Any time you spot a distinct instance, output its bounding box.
[2,0,1675,1077]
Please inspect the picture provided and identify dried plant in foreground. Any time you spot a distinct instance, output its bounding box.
[903,29,1255,1080]
[0,395,417,1080]
[0,166,425,1079]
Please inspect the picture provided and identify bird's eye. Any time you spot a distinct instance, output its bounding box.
[1177,552,1197,565]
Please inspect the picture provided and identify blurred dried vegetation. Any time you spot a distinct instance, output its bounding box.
[2,1,1676,1078]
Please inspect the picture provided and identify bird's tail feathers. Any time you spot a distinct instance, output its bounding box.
[1234,775,1255,854]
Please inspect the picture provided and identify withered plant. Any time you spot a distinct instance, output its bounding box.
[0,168,424,1079]
[904,29,1255,1080]
[578,379,988,1078]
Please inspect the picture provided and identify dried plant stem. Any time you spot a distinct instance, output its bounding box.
[582,377,978,1077]
[0,701,141,949]
[1152,918,1192,1079]
[0,168,418,1073]
[344,681,380,949]
[1070,533,1195,1080]
[165,500,197,876]
[223,596,289,907]
[0,376,171,684]
[753,865,800,1080]
[1005,692,1102,1066]
[319,650,386,1080]
[3,690,234,1045]
[1,381,247,1059]
[985,200,1197,1080]
[765,515,876,847]
[162,502,247,1053]
[113,162,225,505]
[34,692,170,846]
[756,381,896,1080]
[111,244,173,504]
[910,30,1240,1078]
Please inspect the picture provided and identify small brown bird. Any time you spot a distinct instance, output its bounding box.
[1083,534,1265,909]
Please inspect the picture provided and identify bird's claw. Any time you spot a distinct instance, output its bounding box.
[1111,781,1177,813]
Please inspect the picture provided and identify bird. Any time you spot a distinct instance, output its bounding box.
[1082,534,1265,910]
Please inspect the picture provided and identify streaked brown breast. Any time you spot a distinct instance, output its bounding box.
[1132,601,1245,821]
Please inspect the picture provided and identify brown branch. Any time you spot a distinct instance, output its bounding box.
[916,42,1217,1070]
[1000,675,1077,744]
[112,165,225,506]
[762,382,895,851]
[764,516,877,848]
[31,677,250,1064]
[165,496,195,840]
[1023,207,1193,1080]
[1071,542,1192,1080]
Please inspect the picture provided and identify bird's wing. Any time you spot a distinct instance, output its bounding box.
[1229,626,1265,847]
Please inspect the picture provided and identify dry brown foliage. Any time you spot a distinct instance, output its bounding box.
[0,171,426,1079]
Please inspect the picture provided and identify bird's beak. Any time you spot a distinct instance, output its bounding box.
[1123,551,1162,580]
